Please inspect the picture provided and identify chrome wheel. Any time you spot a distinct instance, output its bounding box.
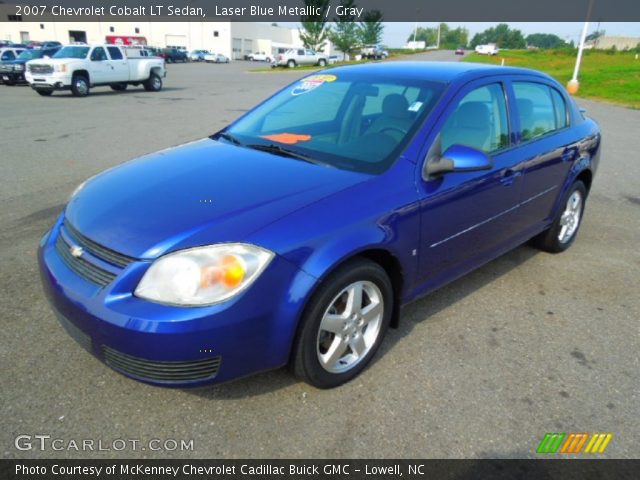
[558,190,582,243]
[316,280,384,373]
[75,78,88,95]
[152,75,161,90]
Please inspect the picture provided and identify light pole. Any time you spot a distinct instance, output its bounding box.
[567,0,594,95]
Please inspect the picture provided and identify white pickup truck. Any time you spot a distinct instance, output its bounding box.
[25,44,166,97]
[474,44,499,56]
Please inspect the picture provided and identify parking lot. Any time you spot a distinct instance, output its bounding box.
[1,52,639,459]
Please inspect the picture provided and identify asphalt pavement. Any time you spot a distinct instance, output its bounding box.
[1,51,638,459]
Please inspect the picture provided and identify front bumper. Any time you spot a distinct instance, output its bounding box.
[38,214,317,387]
[1,70,26,83]
[26,71,72,90]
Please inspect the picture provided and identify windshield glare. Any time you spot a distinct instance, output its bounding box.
[53,46,90,59]
[226,72,444,174]
[18,50,43,60]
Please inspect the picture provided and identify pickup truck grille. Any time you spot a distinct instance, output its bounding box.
[0,64,12,73]
[28,64,53,74]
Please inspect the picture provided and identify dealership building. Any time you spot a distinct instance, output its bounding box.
[0,12,306,59]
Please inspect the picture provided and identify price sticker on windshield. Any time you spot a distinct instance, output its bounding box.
[292,74,337,96]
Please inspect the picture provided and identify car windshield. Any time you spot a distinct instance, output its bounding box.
[17,49,44,60]
[53,46,90,59]
[223,71,445,174]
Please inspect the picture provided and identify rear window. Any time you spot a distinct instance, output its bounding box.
[513,82,559,141]
[107,46,123,60]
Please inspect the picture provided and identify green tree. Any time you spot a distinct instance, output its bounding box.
[329,0,361,59]
[586,29,605,42]
[359,10,384,45]
[407,26,438,46]
[525,33,567,49]
[470,23,526,49]
[299,0,331,51]
[441,25,469,49]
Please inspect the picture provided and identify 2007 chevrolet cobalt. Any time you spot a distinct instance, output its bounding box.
[39,62,601,388]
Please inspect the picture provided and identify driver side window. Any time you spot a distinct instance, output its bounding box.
[90,47,107,61]
[440,83,509,154]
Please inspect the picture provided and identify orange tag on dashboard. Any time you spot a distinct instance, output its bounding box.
[261,133,311,145]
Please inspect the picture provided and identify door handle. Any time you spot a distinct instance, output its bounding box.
[561,148,576,162]
[500,168,521,186]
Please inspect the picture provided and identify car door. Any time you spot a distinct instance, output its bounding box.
[510,78,579,227]
[105,46,129,82]
[88,47,111,84]
[416,79,524,290]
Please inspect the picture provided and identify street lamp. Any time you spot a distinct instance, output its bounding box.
[567,0,595,95]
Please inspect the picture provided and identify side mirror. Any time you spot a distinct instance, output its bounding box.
[426,144,492,178]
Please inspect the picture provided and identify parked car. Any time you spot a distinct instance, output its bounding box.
[204,53,229,63]
[0,47,26,63]
[27,41,62,49]
[455,47,465,55]
[25,44,166,96]
[39,62,600,388]
[189,49,209,62]
[159,48,188,63]
[248,51,272,62]
[361,44,388,59]
[1,46,60,85]
[272,48,328,68]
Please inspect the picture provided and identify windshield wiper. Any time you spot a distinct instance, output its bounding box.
[246,143,331,167]
[213,131,242,146]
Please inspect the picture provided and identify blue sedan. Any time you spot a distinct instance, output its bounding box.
[39,62,601,388]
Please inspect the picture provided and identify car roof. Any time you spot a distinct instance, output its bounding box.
[326,61,552,84]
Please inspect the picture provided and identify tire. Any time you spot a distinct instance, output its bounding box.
[4,79,16,86]
[291,258,393,389]
[287,59,296,68]
[143,72,162,92]
[318,59,327,67]
[71,74,89,97]
[37,89,53,96]
[532,181,587,253]
[110,83,127,91]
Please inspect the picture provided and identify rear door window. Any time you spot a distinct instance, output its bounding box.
[106,47,123,60]
[513,82,558,141]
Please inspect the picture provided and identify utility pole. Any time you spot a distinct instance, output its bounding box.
[567,0,594,95]
[412,22,418,49]
[437,23,441,49]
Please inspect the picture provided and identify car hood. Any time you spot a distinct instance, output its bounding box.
[65,139,369,259]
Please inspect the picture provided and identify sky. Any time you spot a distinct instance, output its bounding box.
[282,22,639,47]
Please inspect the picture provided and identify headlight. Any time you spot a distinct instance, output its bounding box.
[135,244,274,306]
[54,64,67,73]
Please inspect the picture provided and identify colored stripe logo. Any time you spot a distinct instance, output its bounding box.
[537,433,612,454]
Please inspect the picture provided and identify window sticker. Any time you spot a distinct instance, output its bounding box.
[260,133,312,144]
[291,74,337,96]
[408,101,423,112]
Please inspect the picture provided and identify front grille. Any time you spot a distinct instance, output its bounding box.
[62,221,134,268]
[0,64,12,73]
[55,234,117,287]
[55,311,92,352]
[28,64,53,74]
[102,346,222,383]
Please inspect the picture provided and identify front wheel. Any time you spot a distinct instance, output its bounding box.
[318,59,327,67]
[143,72,162,92]
[292,258,393,388]
[37,89,53,96]
[287,59,296,68]
[71,75,89,97]
[532,181,587,253]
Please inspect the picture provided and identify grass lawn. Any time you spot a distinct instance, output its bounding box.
[463,49,640,108]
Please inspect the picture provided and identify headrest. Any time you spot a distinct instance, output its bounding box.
[382,94,409,119]
[455,101,490,129]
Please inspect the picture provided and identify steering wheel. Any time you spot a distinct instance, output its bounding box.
[379,126,409,138]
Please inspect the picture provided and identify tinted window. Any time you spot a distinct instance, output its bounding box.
[226,73,445,174]
[550,88,568,129]
[90,47,107,61]
[1,51,15,60]
[106,46,123,60]
[441,83,509,153]
[513,82,557,141]
[54,46,89,59]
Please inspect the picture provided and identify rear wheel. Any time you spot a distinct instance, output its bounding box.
[532,181,587,253]
[110,83,127,91]
[71,75,89,97]
[37,89,53,96]
[292,258,393,388]
[287,59,296,68]
[318,58,327,67]
[143,72,162,92]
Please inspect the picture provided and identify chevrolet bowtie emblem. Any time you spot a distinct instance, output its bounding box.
[70,245,83,258]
